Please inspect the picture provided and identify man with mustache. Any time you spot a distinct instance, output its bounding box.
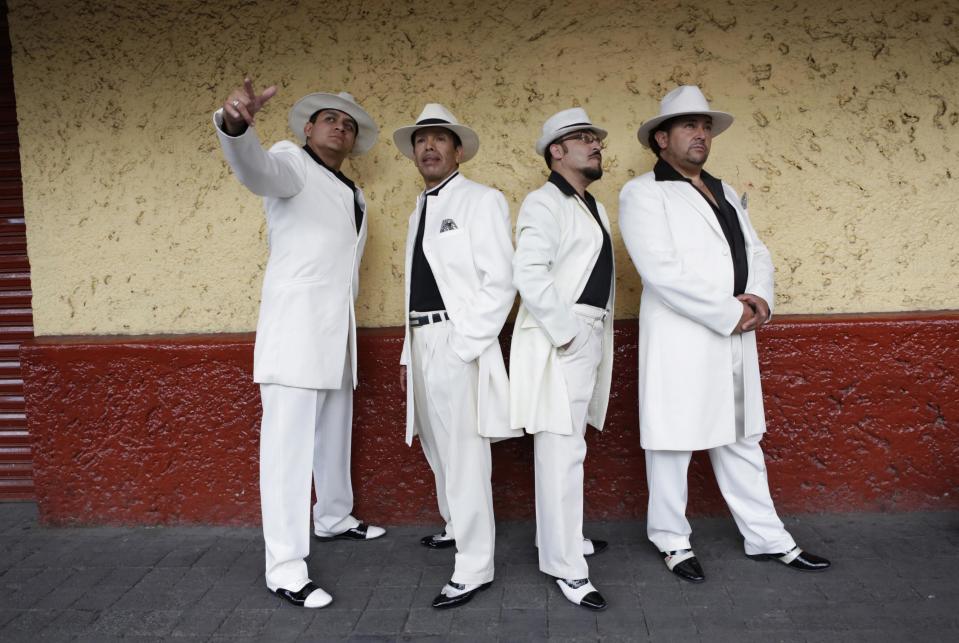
[510,108,615,610]
[214,79,386,609]
[619,85,830,583]
[395,104,521,609]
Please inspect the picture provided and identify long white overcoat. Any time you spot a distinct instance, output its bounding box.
[509,182,615,436]
[214,111,367,390]
[618,172,774,451]
[399,174,522,445]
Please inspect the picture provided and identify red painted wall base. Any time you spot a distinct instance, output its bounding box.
[21,313,959,526]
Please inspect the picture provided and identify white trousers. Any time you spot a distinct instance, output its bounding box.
[411,319,495,585]
[259,355,359,590]
[645,334,796,556]
[534,305,606,580]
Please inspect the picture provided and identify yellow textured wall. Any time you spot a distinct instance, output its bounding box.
[10,0,959,335]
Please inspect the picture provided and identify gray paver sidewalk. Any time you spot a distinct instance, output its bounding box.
[1,503,957,642]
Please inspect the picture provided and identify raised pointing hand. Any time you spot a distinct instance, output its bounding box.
[222,78,278,134]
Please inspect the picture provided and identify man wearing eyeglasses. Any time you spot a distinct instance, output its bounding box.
[510,108,615,611]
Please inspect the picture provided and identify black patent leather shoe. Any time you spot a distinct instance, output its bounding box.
[555,578,607,610]
[580,590,607,610]
[431,581,492,609]
[420,533,456,549]
[747,546,831,572]
[315,522,386,542]
[663,549,705,583]
[270,581,332,608]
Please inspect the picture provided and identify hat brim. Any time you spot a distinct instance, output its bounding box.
[535,125,608,156]
[637,110,734,147]
[392,123,480,162]
[288,93,379,156]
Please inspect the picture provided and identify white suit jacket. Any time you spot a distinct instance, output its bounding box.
[618,170,774,451]
[510,180,615,436]
[214,111,367,390]
[399,173,522,445]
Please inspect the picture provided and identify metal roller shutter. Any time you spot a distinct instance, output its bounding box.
[0,0,33,501]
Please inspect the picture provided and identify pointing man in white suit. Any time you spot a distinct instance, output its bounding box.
[214,79,385,609]
[395,104,521,609]
[619,85,830,583]
[510,108,615,610]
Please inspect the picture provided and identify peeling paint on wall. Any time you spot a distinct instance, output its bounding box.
[9,0,959,334]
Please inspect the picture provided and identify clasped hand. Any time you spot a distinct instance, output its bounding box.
[735,293,770,333]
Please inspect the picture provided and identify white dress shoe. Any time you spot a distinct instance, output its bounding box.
[315,522,386,541]
[431,580,492,608]
[268,581,332,608]
[555,578,607,610]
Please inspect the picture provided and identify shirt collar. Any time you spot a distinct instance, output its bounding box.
[302,145,356,192]
[548,170,597,212]
[424,170,460,197]
[548,170,579,198]
[653,158,723,192]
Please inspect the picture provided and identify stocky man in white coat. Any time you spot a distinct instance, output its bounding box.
[395,104,522,609]
[214,79,386,609]
[510,108,616,611]
[619,85,831,583]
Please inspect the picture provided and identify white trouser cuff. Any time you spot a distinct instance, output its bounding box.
[314,514,360,538]
[450,570,495,586]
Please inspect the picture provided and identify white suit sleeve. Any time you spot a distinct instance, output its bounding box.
[513,192,580,347]
[213,109,306,198]
[619,179,743,336]
[448,190,516,362]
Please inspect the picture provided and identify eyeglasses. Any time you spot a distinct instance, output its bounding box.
[557,131,605,149]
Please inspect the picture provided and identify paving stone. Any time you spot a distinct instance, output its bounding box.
[299,608,361,637]
[367,585,415,609]
[352,608,409,635]
[259,607,316,639]
[376,563,423,587]
[595,603,647,637]
[324,584,373,610]
[193,584,250,610]
[546,609,598,637]
[213,608,273,638]
[642,604,698,636]
[503,582,548,609]
[91,608,181,637]
[499,608,548,639]
[156,544,210,567]
[403,606,453,634]
[2,506,959,641]
[335,565,382,587]
[41,607,99,637]
[170,607,230,638]
[449,606,500,636]
[99,566,151,587]
[3,609,60,636]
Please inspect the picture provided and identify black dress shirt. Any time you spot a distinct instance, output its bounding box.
[653,159,748,296]
[302,145,364,233]
[548,171,613,309]
[409,171,460,313]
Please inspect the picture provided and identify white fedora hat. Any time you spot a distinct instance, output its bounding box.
[637,85,734,147]
[288,91,378,155]
[535,107,607,156]
[392,103,480,162]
